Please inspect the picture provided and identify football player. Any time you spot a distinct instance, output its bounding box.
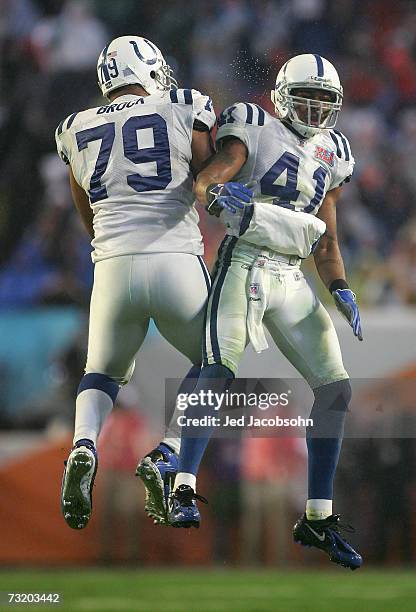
[168,54,363,570]
[56,36,216,529]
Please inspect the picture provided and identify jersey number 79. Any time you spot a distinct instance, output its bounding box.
[75,113,172,203]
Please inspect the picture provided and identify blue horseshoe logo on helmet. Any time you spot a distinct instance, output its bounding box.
[129,39,158,65]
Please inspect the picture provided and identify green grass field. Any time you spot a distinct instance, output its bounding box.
[1,569,415,612]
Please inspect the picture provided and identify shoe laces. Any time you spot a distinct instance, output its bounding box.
[323,514,355,535]
[173,485,208,507]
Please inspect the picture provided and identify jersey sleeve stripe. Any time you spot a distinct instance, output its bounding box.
[183,89,193,105]
[57,118,65,136]
[66,112,78,129]
[333,129,351,161]
[254,104,265,126]
[170,89,178,103]
[329,131,342,158]
[244,103,253,124]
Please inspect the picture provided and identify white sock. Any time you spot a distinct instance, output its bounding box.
[161,436,180,454]
[306,499,332,520]
[73,388,113,446]
[162,401,183,455]
[174,472,196,492]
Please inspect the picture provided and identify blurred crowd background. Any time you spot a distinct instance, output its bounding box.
[2,0,416,307]
[1,0,416,569]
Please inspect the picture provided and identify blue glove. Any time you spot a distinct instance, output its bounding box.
[332,289,363,341]
[206,182,253,216]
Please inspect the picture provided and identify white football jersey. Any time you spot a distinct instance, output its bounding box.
[56,89,216,262]
[216,102,354,217]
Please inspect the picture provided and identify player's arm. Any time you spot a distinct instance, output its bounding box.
[194,136,247,203]
[194,136,252,216]
[315,188,363,341]
[314,187,345,287]
[69,167,94,239]
[190,129,215,176]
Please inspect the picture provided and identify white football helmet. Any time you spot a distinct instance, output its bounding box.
[97,36,177,98]
[271,54,343,138]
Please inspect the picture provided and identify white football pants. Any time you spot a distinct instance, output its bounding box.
[85,253,210,384]
[204,238,348,389]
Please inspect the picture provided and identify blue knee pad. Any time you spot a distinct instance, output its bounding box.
[177,364,202,396]
[307,378,351,439]
[199,363,234,381]
[78,373,120,403]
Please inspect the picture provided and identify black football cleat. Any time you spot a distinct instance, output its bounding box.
[168,485,208,528]
[293,513,363,570]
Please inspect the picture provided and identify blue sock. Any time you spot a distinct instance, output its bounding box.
[178,363,234,475]
[306,379,351,499]
[177,364,201,395]
[162,364,201,453]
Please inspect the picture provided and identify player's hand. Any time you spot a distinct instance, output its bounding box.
[206,182,253,217]
[332,289,363,341]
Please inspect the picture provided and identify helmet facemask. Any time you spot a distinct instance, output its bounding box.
[272,83,342,137]
[286,87,342,131]
[152,62,178,91]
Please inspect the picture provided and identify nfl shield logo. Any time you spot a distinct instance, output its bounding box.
[249,283,261,301]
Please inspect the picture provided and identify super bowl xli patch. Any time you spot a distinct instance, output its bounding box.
[315,145,334,167]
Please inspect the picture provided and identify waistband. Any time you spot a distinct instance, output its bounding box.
[234,240,301,266]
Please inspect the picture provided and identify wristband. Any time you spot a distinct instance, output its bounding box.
[329,278,349,294]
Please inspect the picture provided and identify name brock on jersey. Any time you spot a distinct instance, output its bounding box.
[55,88,216,262]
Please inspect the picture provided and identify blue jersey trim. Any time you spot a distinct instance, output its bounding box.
[254,105,265,126]
[333,130,350,161]
[244,103,253,124]
[183,89,193,105]
[170,89,178,103]
[66,112,78,129]
[239,205,254,236]
[57,119,65,136]
[329,131,342,158]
